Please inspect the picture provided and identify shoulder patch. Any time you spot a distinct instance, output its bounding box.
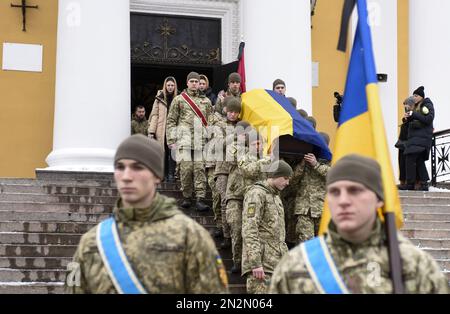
[421,106,430,115]
[215,255,228,288]
[247,203,256,217]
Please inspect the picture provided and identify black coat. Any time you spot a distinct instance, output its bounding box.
[404,98,434,158]
[205,88,217,107]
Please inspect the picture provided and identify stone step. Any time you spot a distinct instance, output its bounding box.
[401,197,450,205]
[410,238,450,249]
[0,257,71,269]
[0,244,78,257]
[0,269,67,282]
[0,211,110,223]
[0,232,82,245]
[404,221,450,229]
[422,248,450,259]
[399,190,450,198]
[0,282,65,294]
[0,221,97,234]
[0,202,114,214]
[402,205,450,214]
[404,213,450,221]
[402,229,450,239]
[0,193,118,205]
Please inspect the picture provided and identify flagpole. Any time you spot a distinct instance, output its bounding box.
[384,212,405,294]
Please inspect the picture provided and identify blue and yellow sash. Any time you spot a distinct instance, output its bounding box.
[96,217,147,294]
[300,236,349,294]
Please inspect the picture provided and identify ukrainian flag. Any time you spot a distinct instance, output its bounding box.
[319,0,403,234]
[241,89,332,160]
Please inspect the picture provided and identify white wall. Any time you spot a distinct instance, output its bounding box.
[242,0,312,113]
[410,0,450,134]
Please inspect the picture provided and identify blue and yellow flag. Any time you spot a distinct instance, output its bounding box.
[319,0,403,234]
[241,89,332,160]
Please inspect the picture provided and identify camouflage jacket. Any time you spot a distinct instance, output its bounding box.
[204,112,226,168]
[293,159,330,217]
[242,180,288,276]
[166,89,212,150]
[67,193,228,294]
[215,90,241,116]
[131,115,148,136]
[269,219,449,294]
[226,149,270,202]
[213,118,239,176]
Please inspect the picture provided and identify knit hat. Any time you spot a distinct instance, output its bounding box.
[413,86,425,98]
[273,79,286,90]
[187,71,200,82]
[225,97,241,113]
[326,154,384,201]
[306,116,317,129]
[287,97,297,108]
[297,109,308,118]
[114,134,164,179]
[199,74,209,87]
[403,96,415,106]
[228,72,241,83]
[268,160,293,178]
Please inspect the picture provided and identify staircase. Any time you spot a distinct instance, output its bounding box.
[0,172,448,293]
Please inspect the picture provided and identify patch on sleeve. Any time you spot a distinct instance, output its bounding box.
[247,203,256,217]
[215,255,228,288]
[421,106,430,115]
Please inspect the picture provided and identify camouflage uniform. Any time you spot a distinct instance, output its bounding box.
[281,159,306,245]
[213,115,238,238]
[242,180,288,294]
[166,89,212,199]
[270,219,449,294]
[294,159,330,244]
[67,193,228,294]
[215,90,241,116]
[226,148,271,267]
[131,115,148,136]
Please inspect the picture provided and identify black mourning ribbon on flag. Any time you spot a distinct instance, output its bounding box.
[337,0,357,52]
[238,42,245,60]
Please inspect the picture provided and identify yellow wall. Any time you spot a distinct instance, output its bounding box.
[311,0,349,151]
[397,0,409,127]
[0,0,58,178]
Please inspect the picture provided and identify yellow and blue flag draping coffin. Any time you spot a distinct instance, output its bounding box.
[319,0,403,234]
[241,89,332,161]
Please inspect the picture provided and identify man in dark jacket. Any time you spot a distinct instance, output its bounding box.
[400,86,435,191]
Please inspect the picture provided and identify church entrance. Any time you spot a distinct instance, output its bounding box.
[130,12,233,118]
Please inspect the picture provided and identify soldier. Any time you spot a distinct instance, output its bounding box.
[294,133,331,244]
[213,97,242,248]
[270,154,449,294]
[131,105,148,136]
[226,125,271,274]
[166,72,212,212]
[242,160,293,294]
[67,135,228,294]
[272,79,286,96]
[215,72,241,116]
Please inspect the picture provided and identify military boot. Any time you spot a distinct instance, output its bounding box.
[196,198,210,212]
[181,198,192,209]
[398,183,415,191]
[214,229,224,238]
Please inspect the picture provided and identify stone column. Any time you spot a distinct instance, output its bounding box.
[45,0,130,172]
[242,0,312,113]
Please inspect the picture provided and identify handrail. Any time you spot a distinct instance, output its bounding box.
[431,129,450,186]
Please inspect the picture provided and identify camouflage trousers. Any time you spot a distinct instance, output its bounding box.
[207,167,222,229]
[295,214,321,244]
[246,273,272,294]
[216,174,230,238]
[178,150,206,199]
[226,200,243,265]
